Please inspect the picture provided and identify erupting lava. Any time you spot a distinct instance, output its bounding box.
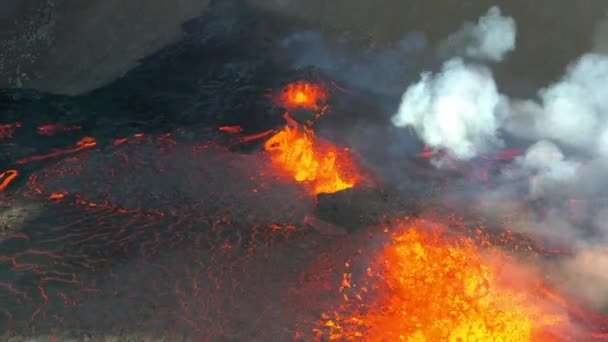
[0,169,18,192]
[265,81,360,195]
[275,81,328,111]
[264,114,360,195]
[319,218,570,341]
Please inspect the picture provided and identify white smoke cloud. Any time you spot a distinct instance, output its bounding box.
[506,53,608,154]
[394,6,608,200]
[392,59,504,159]
[514,140,579,199]
[438,6,516,62]
[392,7,516,160]
[500,52,608,211]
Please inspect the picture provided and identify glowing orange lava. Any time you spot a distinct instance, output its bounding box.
[37,123,82,136]
[275,81,328,111]
[0,169,18,192]
[264,115,360,195]
[16,136,97,164]
[318,219,569,341]
[218,125,244,134]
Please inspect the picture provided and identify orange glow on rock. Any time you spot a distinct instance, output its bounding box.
[319,219,569,341]
[37,123,82,136]
[238,129,275,143]
[49,192,67,200]
[264,116,360,195]
[275,81,328,111]
[0,169,18,192]
[15,136,97,164]
[218,125,244,134]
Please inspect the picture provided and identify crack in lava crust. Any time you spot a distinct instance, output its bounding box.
[0,133,330,339]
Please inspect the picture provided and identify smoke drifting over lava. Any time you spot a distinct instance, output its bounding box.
[391,6,608,310]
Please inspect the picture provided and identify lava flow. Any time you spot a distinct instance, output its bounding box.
[275,81,329,111]
[318,218,579,341]
[264,114,361,195]
[15,136,97,164]
[0,169,19,192]
[264,81,361,195]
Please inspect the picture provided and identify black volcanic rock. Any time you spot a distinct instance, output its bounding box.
[315,185,421,232]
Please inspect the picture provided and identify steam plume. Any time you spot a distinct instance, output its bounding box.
[392,6,608,309]
[392,6,608,205]
[437,6,517,63]
[391,59,504,159]
[392,6,516,159]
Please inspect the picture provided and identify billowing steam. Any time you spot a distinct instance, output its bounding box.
[437,6,517,63]
[392,6,608,308]
[507,53,608,154]
[392,6,515,159]
[391,59,504,159]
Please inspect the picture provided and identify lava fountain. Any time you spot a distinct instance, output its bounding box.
[264,114,361,195]
[265,81,361,195]
[317,218,580,341]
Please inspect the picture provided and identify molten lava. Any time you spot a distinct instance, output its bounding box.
[37,123,82,136]
[218,125,244,134]
[319,219,569,341]
[275,81,328,111]
[0,169,18,192]
[264,116,360,195]
[16,136,97,164]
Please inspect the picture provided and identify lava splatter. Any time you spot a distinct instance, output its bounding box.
[37,124,82,136]
[264,114,361,195]
[0,170,19,192]
[317,218,581,341]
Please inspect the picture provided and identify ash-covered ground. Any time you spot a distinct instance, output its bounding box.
[1,1,608,341]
